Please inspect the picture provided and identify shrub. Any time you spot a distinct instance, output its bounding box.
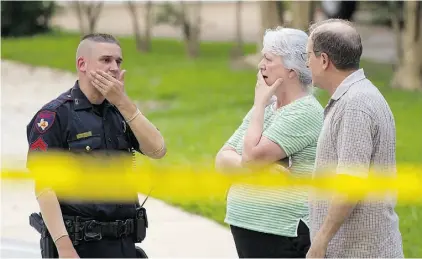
[1,1,57,37]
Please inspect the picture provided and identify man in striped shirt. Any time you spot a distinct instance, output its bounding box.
[215,27,324,258]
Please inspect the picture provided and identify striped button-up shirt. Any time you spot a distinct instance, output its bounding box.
[309,69,404,257]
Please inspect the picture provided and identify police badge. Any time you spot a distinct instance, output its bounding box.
[122,120,127,133]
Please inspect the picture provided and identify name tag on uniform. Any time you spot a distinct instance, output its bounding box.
[76,131,92,139]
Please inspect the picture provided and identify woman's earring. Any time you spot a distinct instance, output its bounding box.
[289,70,295,79]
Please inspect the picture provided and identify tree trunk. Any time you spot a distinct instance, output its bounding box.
[257,1,281,52]
[391,1,422,91]
[231,1,244,58]
[72,1,103,35]
[290,1,312,31]
[143,1,153,52]
[391,1,403,69]
[275,1,285,25]
[236,1,282,70]
[85,2,103,34]
[72,2,86,36]
[127,1,147,52]
[127,1,152,52]
[308,1,316,25]
[182,1,202,58]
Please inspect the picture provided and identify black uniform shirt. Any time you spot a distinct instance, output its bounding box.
[26,81,143,221]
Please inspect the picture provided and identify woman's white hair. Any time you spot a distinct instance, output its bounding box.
[262,26,313,92]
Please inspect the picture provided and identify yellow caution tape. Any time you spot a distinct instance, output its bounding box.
[1,153,421,203]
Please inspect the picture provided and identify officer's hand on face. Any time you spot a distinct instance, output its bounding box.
[89,69,129,107]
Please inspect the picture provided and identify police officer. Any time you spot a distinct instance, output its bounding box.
[26,33,166,258]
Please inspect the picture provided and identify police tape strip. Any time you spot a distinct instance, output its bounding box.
[1,155,422,203]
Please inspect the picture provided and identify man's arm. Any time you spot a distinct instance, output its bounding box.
[26,109,78,257]
[311,109,374,246]
[117,102,166,159]
[306,192,356,258]
[36,190,77,254]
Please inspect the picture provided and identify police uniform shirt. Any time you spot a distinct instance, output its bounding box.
[26,81,143,221]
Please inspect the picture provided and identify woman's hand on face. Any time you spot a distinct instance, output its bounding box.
[254,71,283,106]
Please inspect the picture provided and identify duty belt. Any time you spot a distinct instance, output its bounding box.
[63,215,137,246]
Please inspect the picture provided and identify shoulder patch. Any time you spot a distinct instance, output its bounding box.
[34,111,56,134]
[30,136,48,151]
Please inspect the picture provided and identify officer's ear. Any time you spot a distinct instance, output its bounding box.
[77,57,87,72]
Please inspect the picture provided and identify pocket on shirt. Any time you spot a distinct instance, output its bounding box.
[116,134,131,151]
[67,135,102,153]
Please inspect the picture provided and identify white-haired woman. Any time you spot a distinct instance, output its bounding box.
[215,27,324,258]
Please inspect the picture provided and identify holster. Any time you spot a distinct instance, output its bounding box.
[134,206,148,243]
[29,213,58,258]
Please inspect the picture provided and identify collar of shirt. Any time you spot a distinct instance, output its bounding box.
[71,80,112,111]
[331,68,367,101]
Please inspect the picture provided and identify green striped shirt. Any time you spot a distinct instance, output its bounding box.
[224,95,324,237]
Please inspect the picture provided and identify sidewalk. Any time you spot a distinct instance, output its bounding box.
[0,60,237,258]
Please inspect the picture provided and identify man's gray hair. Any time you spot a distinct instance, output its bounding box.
[262,26,312,89]
[308,19,362,70]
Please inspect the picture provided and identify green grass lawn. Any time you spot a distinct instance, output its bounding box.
[2,31,422,257]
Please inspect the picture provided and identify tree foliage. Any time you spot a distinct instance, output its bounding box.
[1,1,56,37]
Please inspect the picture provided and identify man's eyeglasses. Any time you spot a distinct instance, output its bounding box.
[301,51,322,61]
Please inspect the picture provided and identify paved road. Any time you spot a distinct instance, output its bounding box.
[0,237,40,258]
[51,1,397,64]
[0,60,238,258]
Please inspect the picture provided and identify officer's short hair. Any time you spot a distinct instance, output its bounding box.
[75,33,121,64]
[81,33,121,47]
